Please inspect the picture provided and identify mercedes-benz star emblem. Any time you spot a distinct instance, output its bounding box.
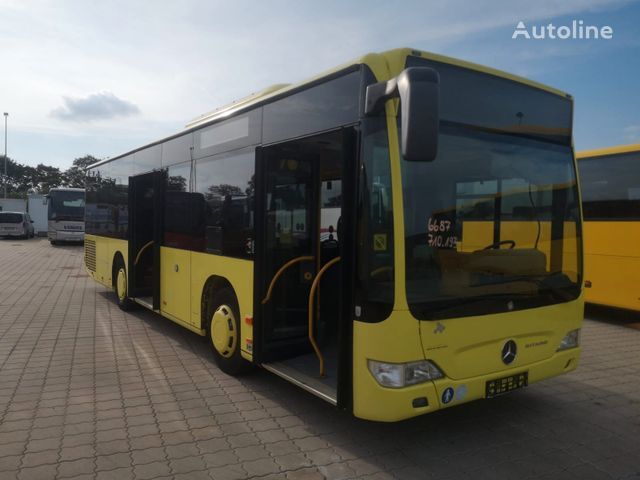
[501,340,517,365]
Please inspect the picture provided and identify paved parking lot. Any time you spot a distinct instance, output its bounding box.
[0,238,639,480]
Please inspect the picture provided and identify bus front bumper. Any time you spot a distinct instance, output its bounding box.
[353,347,581,422]
[49,230,85,242]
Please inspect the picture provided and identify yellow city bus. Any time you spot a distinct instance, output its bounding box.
[577,144,640,311]
[84,48,583,421]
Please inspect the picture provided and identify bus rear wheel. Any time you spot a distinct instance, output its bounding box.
[206,288,251,376]
[114,258,134,311]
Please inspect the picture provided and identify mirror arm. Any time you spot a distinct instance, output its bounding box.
[364,67,440,162]
[364,78,399,116]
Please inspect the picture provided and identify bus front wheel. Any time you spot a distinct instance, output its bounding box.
[206,288,251,376]
[114,259,134,311]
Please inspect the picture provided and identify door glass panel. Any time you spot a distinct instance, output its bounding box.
[264,154,314,340]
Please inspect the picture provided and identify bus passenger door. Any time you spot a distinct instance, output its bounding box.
[260,151,316,354]
[256,129,355,405]
[128,170,165,309]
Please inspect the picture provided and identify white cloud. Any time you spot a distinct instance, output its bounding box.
[50,92,140,122]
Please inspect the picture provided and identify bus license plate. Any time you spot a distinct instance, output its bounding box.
[486,372,528,398]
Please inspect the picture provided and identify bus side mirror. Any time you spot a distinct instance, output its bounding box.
[365,67,439,162]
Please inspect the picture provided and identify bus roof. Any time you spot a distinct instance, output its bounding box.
[186,48,570,129]
[87,47,571,171]
[49,187,85,192]
[576,143,640,159]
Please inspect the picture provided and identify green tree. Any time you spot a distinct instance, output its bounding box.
[34,164,63,193]
[168,175,187,191]
[63,155,100,188]
[207,184,243,198]
[0,157,37,197]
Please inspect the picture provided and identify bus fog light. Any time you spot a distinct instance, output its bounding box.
[557,329,580,351]
[368,360,443,388]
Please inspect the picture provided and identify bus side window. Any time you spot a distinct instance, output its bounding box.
[194,148,255,259]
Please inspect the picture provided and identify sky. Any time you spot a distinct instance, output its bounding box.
[1,0,639,170]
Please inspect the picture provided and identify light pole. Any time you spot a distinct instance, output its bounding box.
[3,112,7,199]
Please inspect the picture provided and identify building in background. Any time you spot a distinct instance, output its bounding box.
[27,193,48,236]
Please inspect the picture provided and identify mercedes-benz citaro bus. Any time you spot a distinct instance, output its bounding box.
[84,48,583,421]
[577,144,639,311]
[47,187,86,244]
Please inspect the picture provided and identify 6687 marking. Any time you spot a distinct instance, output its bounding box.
[427,217,457,248]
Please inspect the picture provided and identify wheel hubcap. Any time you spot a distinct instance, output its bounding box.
[117,268,127,301]
[210,305,237,358]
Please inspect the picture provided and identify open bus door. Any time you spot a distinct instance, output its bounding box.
[128,170,165,310]
[254,128,357,407]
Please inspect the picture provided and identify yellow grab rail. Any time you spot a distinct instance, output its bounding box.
[134,240,155,266]
[370,266,393,279]
[307,256,341,377]
[261,255,314,305]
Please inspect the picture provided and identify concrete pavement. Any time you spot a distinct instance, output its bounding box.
[1,238,639,479]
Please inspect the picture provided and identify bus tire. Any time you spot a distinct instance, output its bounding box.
[113,258,135,311]
[206,288,251,376]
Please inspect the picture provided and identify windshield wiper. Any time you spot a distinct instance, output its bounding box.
[472,272,575,301]
[52,215,84,222]
[415,292,536,317]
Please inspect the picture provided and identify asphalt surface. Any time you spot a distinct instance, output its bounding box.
[0,237,639,479]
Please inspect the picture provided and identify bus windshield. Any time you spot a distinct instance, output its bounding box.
[401,59,581,320]
[49,190,85,221]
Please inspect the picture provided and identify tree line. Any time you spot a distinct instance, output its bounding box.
[0,155,98,198]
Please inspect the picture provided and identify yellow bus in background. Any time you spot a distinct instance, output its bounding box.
[577,144,640,311]
[85,48,583,421]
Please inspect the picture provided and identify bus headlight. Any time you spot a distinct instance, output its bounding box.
[557,329,580,351]
[367,360,444,388]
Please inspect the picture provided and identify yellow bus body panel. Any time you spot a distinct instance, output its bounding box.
[353,299,582,422]
[160,247,192,324]
[353,311,436,421]
[86,238,254,360]
[84,234,128,288]
[189,251,254,361]
[577,145,640,311]
[583,221,640,311]
[577,143,640,159]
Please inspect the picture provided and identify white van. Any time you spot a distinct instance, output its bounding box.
[0,211,35,239]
